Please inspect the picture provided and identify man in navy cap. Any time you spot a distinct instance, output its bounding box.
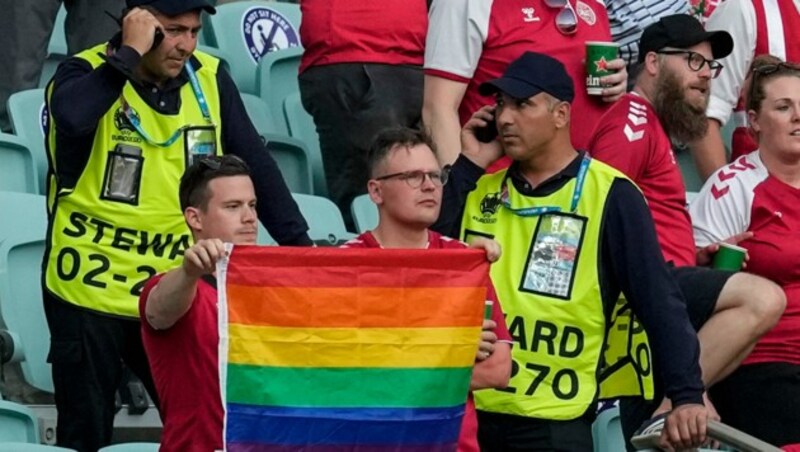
[432,51,711,451]
[43,1,312,450]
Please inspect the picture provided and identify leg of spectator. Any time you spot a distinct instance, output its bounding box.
[0,0,60,131]
[121,317,160,409]
[44,292,126,451]
[63,0,125,54]
[299,64,423,229]
[697,273,785,386]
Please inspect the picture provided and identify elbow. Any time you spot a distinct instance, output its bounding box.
[145,311,177,331]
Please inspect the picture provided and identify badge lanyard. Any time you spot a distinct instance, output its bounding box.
[120,61,214,148]
[500,155,590,217]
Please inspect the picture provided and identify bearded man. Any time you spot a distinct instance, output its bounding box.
[587,14,786,449]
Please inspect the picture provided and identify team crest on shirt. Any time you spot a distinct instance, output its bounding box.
[113,107,135,132]
[473,192,502,224]
[241,6,300,64]
[521,7,541,22]
[576,1,597,25]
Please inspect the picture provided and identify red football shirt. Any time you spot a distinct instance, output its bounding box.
[589,92,696,266]
[342,230,512,452]
[299,0,428,73]
[140,274,223,452]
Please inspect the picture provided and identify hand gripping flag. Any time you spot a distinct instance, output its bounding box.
[217,246,489,452]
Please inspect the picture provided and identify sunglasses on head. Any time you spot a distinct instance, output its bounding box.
[748,62,800,107]
[544,0,578,35]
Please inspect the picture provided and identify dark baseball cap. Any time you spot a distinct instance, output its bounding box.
[126,0,216,16]
[637,14,733,63]
[479,52,575,103]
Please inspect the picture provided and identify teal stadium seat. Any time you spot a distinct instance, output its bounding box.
[205,1,302,94]
[283,92,327,196]
[259,193,354,245]
[41,5,68,88]
[0,444,75,451]
[592,406,626,452]
[257,46,302,134]
[7,89,49,194]
[350,194,378,234]
[0,133,38,194]
[98,443,160,452]
[261,133,313,195]
[240,93,280,135]
[0,400,39,442]
[0,192,53,392]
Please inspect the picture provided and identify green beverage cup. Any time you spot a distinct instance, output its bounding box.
[585,41,620,95]
[713,242,747,271]
[484,300,493,321]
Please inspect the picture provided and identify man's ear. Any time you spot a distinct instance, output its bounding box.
[367,179,383,206]
[644,51,660,77]
[553,101,571,129]
[184,207,202,232]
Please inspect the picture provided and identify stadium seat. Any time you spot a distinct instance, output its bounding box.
[204,1,302,94]
[0,192,53,392]
[677,147,703,192]
[283,92,327,196]
[260,193,354,245]
[261,133,313,194]
[98,443,159,452]
[350,194,378,234]
[41,5,68,88]
[257,46,302,134]
[0,400,39,442]
[0,133,39,194]
[592,406,625,452]
[240,93,280,135]
[7,89,49,193]
[0,444,75,451]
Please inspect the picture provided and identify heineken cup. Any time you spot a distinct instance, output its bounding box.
[585,41,620,95]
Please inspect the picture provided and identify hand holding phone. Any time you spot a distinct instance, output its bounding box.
[121,7,165,56]
[474,118,498,143]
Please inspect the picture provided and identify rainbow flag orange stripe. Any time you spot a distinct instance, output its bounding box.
[218,246,489,451]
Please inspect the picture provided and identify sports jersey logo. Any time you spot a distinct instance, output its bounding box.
[624,100,647,142]
[241,6,300,65]
[521,7,541,22]
[113,107,135,132]
[711,156,757,199]
[576,1,597,25]
[480,193,502,216]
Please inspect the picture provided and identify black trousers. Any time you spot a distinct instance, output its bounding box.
[477,410,594,451]
[298,63,423,228]
[43,292,158,452]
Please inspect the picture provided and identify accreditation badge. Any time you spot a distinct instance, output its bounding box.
[101,144,143,205]
[184,125,217,167]
[520,213,586,299]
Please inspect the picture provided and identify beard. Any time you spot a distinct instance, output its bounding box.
[652,69,709,143]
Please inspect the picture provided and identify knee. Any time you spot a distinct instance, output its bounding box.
[730,274,786,330]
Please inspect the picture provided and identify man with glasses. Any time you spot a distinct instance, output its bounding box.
[433,51,711,451]
[588,14,786,449]
[341,126,513,452]
[422,0,628,165]
[43,0,312,449]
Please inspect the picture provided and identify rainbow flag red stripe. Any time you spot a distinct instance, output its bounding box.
[218,246,488,451]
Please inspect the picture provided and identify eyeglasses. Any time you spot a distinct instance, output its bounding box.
[747,62,800,110]
[374,165,451,188]
[544,0,578,35]
[656,50,724,78]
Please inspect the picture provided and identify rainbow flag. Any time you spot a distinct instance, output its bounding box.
[217,246,489,452]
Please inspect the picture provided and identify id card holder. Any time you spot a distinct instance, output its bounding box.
[101,144,143,205]
[519,213,587,300]
[184,125,217,167]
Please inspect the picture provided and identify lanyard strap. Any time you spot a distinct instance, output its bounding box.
[121,60,213,148]
[500,155,591,217]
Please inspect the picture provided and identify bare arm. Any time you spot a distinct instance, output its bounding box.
[145,239,225,330]
[423,75,469,165]
[689,119,727,182]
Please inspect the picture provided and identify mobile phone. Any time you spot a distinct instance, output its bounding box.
[475,118,498,143]
[151,28,164,51]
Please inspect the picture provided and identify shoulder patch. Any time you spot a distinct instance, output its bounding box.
[623,100,647,142]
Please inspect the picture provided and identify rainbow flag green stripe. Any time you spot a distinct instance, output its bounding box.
[226,365,473,408]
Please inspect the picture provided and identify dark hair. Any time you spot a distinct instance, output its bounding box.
[179,155,251,211]
[746,54,800,113]
[367,127,437,178]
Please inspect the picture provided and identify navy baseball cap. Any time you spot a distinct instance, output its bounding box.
[638,14,733,63]
[126,0,216,15]
[479,52,575,103]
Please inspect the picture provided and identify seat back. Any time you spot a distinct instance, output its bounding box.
[0,444,75,451]
[7,89,49,194]
[592,406,626,452]
[283,92,326,195]
[261,133,313,194]
[205,1,302,94]
[350,194,378,234]
[0,192,52,392]
[240,93,280,135]
[0,400,39,442]
[40,5,68,87]
[0,134,39,194]
[98,443,160,452]
[257,46,302,134]
[260,193,353,245]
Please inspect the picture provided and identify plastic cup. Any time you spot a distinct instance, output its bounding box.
[484,300,493,321]
[585,41,620,95]
[712,243,747,271]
